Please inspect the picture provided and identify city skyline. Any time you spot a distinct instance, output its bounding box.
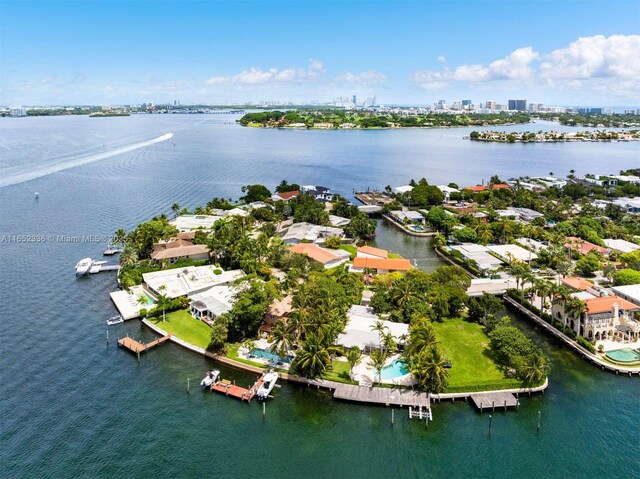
[1,0,639,106]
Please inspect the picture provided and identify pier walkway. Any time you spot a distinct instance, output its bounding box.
[308,379,431,409]
[470,392,519,412]
[117,335,171,356]
[211,375,264,402]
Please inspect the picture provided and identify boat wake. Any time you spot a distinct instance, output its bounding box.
[0,132,174,188]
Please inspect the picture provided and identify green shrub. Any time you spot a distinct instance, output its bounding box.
[577,336,595,353]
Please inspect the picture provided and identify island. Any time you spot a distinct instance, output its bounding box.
[238,110,531,129]
[468,129,640,143]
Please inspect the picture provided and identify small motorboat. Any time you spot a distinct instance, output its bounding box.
[256,371,278,400]
[200,369,220,388]
[106,315,123,325]
[75,258,93,276]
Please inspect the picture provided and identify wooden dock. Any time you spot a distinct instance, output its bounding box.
[470,391,519,412]
[211,375,264,402]
[314,380,431,410]
[117,335,171,356]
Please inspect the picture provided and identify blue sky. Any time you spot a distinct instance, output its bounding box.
[1,0,639,106]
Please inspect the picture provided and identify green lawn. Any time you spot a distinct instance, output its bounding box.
[338,244,357,258]
[149,309,212,349]
[388,252,404,259]
[323,359,355,384]
[433,317,524,392]
[226,343,267,369]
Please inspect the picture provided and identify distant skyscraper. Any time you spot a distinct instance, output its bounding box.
[485,100,496,110]
[352,95,357,105]
[437,99,446,109]
[461,99,472,106]
[508,99,527,111]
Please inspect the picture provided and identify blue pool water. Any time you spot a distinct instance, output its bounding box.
[380,359,410,380]
[605,348,640,364]
[408,225,425,232]
[250,348,291,364]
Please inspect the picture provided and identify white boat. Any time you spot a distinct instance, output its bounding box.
[106,315,123,325]
[75,258,93,276]
[89,260,107,274]
[200,369,220,388]
[256,372,278,400]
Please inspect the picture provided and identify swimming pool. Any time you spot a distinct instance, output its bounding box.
[250,348,291,364]
[380,359,410,380]
[605,348,640,364]
[407,225,425,232]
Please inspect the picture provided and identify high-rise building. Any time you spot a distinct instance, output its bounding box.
[485,100,496,110]
[461,99,472,106]
[508,99,527,111]
[352,95,357,105]
[9,106,27,117]
[437,99,446,109]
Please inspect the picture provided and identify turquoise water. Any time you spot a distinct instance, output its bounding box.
[381,359,410,380]
[144,293,156,305]
[605,348,640,364]
[408,224,426,232]
[251,348,291,364]
[0,114,638,478]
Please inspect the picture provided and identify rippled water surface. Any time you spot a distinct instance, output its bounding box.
[1,114,638,478]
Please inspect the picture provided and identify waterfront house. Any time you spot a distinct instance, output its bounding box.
[603,238,640,254]
[338,305,409,352]
[552,294,640,342]
[150,237,210,264]
[351,256,411,274]
[143,267,245,298]
[301,185,334,202]
[271,190,300,202]
[487,244,538,263]
[393,185,413,194]
[436,185,459,202]
[611,284,640,308]
[281,222,344,245]
[565,237,608,257]
[356,245,389,259]
[188,285,239,324]
[260,296,293,333]
[328,214,351,227]
[288,243,350,268]
[170,214,222,232]
[449,243,503,272]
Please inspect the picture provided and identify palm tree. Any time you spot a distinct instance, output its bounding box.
[381,332,397,353]
[405,318,436,356]
[113,228,127,246]
[271,319,295,358]
[475,222,493,245]
[391,280,417,310]
[565,299,587,337]
[411,345,449,393]
[552,285,571,332]
[432,233,446,249]
[370,320,388,349]
[155,285,169,322]
[291,333,331,379]
[170,202,180,218]
[346,346,362,374]
[369,349,388,384]
[520,353,550,385]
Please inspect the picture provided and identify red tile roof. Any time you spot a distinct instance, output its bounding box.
[276,190,300,200]
[353,257,411,271]
[357,245,388,258]
[288,243,340,264]
[584,295,639,314]
[565,237,608,255]
[561,277,596,291]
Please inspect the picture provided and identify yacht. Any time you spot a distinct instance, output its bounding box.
[106,315,123,325]
[200,369,220,389]
[75,258,93,276]
[256,371,278,400]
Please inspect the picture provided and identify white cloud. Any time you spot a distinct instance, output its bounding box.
[411,35,639,99]
[437,55,447,64]
[412,46,539,89]
[540,34,640,80]
[334,70,387,84]
[204,59,326,85]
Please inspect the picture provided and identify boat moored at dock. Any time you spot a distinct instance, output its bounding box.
[256,372,278,401]
[75,258,93,276]
[106,315,123,325]
[200,369,220,388]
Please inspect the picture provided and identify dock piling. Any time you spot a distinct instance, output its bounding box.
[489,414,493,436]
[187,378,190,394]
[263,402,266,416]
[391,409,394,426]
[106,329,109,347]
[537,411,541,432]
